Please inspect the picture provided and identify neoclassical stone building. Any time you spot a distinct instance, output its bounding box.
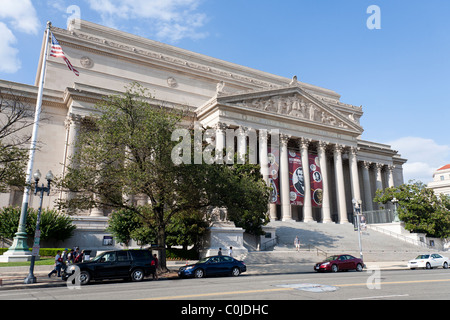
[428,165,450,197]
[0,20,406,242]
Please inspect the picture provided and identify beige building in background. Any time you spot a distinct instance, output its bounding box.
[0,20,407,249]
[429,164,450,197]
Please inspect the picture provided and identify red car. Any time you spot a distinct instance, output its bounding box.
[314,254,364,272]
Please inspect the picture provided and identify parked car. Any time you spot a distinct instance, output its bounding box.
[62,249,156,285]
[408,253,449,270]
[178,255,246,278]
[314,254,364,272]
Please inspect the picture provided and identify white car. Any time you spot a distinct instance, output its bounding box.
[408,253,449,270]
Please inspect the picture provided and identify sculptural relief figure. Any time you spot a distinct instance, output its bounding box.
[236,93,349,129]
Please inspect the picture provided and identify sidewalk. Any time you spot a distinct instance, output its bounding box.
[0,260,408,291]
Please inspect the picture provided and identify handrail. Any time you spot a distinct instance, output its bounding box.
[367,224,434,250]
[308,243,328,258]
[261,236,278,251]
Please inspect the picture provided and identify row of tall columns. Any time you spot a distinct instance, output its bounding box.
[64,119,397,220]
[214,125,398,223]
[63,113,104,217]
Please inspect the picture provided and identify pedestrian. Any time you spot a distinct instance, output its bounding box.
[152,254,159,280]
[228,246,233,257]
[218,248,223,256]
[294,236,300,252]
[73,247,80,263]
[48,250,63,277]
[60,248,68,273]
[67,249,75,264]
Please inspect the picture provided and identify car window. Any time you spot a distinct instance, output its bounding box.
[209,257,220,263]
[416,255,430,259]
[222,256,233,263]
[102,252,116,262]
[347,255,356,260]
[325,255,339,262]
[117,251,130,262]
[435,254,443,259]
[339,256,347,261]
[130,250,151,261]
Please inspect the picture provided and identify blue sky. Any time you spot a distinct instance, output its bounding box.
[1,0,449,183]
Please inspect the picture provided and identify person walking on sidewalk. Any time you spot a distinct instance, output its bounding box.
[48,250,63,277]
[294,236,300,252]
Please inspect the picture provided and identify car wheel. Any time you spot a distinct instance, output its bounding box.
[231,267,240,277]
[443,262,448,269]
[79,271,91,285]
[356,263,363,272]
[426,262,432,269]
[331,264,338,273]
[131,269,144,282]
[194,269,204,278]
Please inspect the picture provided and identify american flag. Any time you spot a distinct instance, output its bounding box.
[50,32,79,76]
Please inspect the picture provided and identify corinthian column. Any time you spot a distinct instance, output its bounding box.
[61,113,81,207]
[280,134,292,221]
[387,165,395,188]
[362,162,373,211]
[215,122,227,164]
[349,147,362,204]
[318,141,332,223]
[333,144,348,224]
[300,138,313,222]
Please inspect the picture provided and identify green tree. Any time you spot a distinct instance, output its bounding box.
[59,83,270,270]
[0,206,76,242]
[374,182,450,239]
[0,88,37,192]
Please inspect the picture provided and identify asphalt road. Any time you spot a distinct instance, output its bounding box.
[1,268,449,302]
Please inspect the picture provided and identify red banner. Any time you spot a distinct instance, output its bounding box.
[309,154,323,207]
[289,150,304,205]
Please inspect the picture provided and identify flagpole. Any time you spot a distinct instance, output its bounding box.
[3,22,52,263]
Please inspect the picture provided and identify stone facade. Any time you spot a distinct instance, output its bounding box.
[428,164,450,197]
[0,20,407,250]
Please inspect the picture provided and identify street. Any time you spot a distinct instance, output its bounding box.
[1,268,449,301]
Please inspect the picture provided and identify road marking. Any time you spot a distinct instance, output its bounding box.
[141,288,294,300]
[141,278,450,300]
[335,278,450,287]
[349,294,409,300]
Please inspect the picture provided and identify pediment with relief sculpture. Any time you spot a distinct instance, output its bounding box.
[215,86,364,135]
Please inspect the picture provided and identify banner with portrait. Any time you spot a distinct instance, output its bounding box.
[268,147,280,205]
[309,154,323,207]
[289,150,304,205]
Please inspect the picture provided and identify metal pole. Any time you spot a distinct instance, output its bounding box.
[24,184,45,284]
[357,212,363,260]
[6,22,52,258]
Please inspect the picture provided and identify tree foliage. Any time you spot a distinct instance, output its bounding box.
[0,88,36,192]
[374,181,450,239]
[0,206,76,242]
[58,83,270,269]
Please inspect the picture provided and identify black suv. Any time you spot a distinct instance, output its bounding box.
[63,250,156,285]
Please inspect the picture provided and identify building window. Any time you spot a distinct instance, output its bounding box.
[441,176,445,181]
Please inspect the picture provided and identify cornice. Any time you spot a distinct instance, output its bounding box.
[48,20,343,101]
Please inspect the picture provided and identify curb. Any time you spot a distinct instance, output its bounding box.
[0,261,408,291]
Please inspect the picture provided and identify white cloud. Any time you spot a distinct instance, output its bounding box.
[85,0,208,42]
[0,0,40,74]
[0,0,40,35]
[386,137,450,184]
[0,23,21,73]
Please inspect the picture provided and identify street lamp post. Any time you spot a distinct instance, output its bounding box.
[392,197,400,222]
[352,199,363,261]
[24,170,53,284]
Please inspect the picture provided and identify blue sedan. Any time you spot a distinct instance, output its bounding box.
[178,255,246,278]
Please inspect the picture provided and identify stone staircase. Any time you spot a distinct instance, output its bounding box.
[244,221,446,264]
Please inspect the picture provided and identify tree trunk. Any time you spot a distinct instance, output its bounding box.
[157,224,168,271]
